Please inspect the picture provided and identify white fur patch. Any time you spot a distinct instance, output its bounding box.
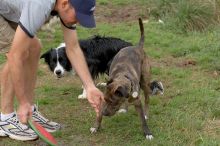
[90,127,97,133]
[132,92,138,98]
[158,82,164,95]
[118,109,127,113]
[146,135,153,140]
[78,87,87,99]
[54,60,65,77]
[56,43,65,49]
[54,46,65,77]
[96,82,107,87]
[145,115,148,120]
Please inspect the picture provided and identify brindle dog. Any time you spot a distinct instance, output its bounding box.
[90,18,154,140]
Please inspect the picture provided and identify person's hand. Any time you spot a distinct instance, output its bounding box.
[86,85,104,116]
[17,103,32,124]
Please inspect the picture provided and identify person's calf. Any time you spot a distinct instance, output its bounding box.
[0,63,15,114]
[26,39,42,104]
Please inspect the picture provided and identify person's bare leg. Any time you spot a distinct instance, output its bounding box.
[1,38,40,116]
[0,48,38,114]
[26,38,41,105]
[24,39,61,132]
[1,62,15,114]
[1,39,41,114]
[0,16,16,114]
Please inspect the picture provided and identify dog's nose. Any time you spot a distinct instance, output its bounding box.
[102,110,110,116]
[102,109,114,116]
[55,70,61,75]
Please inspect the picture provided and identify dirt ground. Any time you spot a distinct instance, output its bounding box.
[95,4,149,23]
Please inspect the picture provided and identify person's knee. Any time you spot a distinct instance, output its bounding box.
[7,47,30,65]
[7,38,41,65]
[29,38,42,59]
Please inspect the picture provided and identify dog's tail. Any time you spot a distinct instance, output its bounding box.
[138,18,144,49]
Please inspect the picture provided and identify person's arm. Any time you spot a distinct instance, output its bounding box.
[62,27,94,89]
[62,25,104,114]
[7,26,39,123]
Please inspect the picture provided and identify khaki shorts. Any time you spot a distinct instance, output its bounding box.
[0,15,17,54]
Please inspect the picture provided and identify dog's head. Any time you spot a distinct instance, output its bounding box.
[102,77,132,116]
[40,43,72,78]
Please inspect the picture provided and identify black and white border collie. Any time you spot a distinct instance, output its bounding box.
[40,36,133,99]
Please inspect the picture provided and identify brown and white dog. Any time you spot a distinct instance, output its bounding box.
[90,18,155,140]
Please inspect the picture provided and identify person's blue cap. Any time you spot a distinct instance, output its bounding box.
[69,0,96,28]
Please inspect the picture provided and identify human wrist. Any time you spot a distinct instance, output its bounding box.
[84,81,96,90]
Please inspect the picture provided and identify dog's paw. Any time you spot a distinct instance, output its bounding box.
[132,92,138,98]
[78,94,87,99]
[146,135,153,140]
[90,127,97,134]
[145,115,148,120]
[118,109,127,113]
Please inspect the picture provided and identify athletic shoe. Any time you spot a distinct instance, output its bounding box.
[32,105,61,133]
[0,114,38,141]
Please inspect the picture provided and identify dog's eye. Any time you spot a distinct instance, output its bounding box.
[58,58,63,62]
[115,90,123,97]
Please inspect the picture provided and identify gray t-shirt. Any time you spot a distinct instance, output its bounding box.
[0,0,56,38]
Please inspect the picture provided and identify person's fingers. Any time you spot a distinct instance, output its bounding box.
[28,109,33,119]
[95,107,99,114]
[100,93,105,101]
[87,90,104,115]
[19,114,28,124]
[96,98,102,113]
[99,96,103,104]
[94,90,104,101]
[89,95,99,104]
[95,104,101,117]
[17,103,33,124]
[93,103,99,111]
[96,111,100,117]
[90,101,99,113]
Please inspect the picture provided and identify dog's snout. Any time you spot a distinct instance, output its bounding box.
[102,104,117,117]
[102,110,110,116]
[55,70,62,75]
[102,110,111,116]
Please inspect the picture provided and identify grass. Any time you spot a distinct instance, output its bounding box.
[0,0,220,146]
[148,0,220,32]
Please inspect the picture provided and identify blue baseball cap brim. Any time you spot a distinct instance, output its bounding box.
[75,12,96,28]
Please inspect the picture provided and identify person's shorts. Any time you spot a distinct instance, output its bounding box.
[0,15,17,54]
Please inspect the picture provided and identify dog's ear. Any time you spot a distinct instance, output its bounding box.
[40,49,50,59]
[115,86,129,98]
[107,78,113,85]
[40,49,52,63]
[40,52,47,59]
[106,78,113,93]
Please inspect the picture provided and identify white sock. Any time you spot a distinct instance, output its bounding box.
[1,112,15,121]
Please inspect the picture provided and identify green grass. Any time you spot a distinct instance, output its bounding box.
[148,0,220,32]
[0,0,220,146]
[97,0,148,6]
